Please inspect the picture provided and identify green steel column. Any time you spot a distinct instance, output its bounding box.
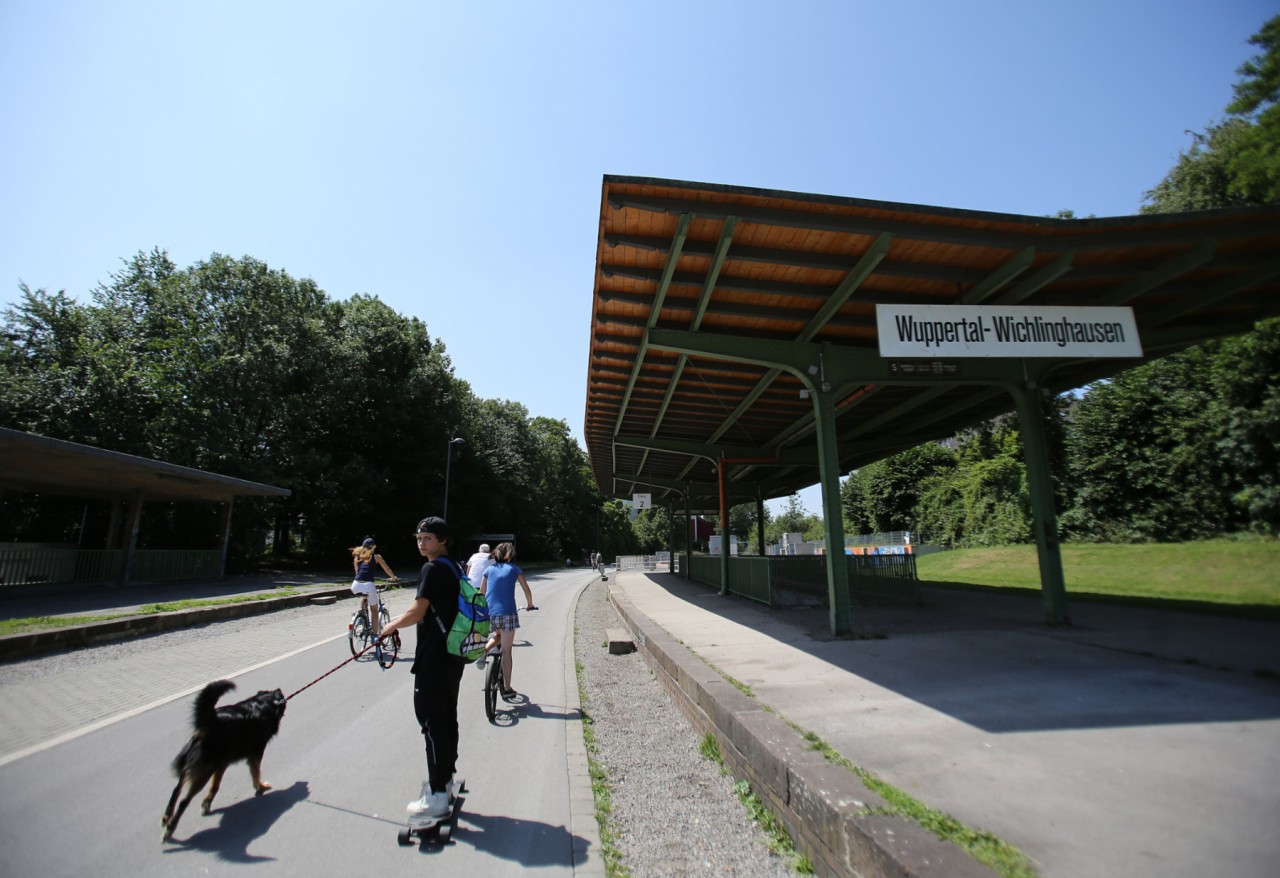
[812,382,852,635]
[1011,381,1071,626]
[684,486,693,580]
[756,491,766,555]
[718,460,730,596]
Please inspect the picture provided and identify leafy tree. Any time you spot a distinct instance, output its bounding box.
[759,494,823,549]
[632,505,674,554]
[597,498,641,561]
[916,456,1031,547]
[1225,14,1280,204]
[527,416,599,562]
[1143,15,1279,211]
[1060,352,1231,542]
[843,443,955,534]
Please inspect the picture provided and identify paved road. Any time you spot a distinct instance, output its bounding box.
[0,568,601,878]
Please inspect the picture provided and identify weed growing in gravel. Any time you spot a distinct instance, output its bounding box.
[576,659,631,878]
[698,733,724,766]
[697,734,814,874]
[732,780,815,874]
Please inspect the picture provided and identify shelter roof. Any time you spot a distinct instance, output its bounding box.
[585,175,1280,510]
[0,428,291,503]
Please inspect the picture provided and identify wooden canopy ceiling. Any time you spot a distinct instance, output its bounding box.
[584,175,1280,511]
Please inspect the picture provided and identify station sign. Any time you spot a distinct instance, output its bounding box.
[876,305,1143,358]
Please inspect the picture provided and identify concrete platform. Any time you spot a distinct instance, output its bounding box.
[604,571,1280,878]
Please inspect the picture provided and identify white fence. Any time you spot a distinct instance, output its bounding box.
[614,554,674,573]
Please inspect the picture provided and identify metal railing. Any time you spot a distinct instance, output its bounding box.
[0,547,222,588]
[684,552,920,608]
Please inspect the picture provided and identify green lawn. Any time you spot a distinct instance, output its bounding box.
[915,539,1280,613]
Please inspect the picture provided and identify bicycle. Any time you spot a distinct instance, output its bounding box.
[349,583,400,668]
[482,604,537,723]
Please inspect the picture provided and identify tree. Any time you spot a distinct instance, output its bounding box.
[1060,350,1232,542]
[1225,14,1280,204]
[843,443,955,535]
[1143,15,1279,211]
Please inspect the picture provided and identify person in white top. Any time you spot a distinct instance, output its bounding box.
[465,543,494,587]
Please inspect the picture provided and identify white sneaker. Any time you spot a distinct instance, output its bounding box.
[423,791,451,818]
[407,781,432,815]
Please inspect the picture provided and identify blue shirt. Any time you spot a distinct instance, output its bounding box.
[483,561,522,616]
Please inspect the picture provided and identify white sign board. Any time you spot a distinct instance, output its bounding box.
[632,493,652,510]
[876,305,1142,358]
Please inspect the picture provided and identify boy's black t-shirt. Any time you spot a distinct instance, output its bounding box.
[412,555,464,672]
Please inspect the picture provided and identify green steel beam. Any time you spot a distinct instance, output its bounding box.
[613,213,692,436]
[1094,240,1216,306]
[995,250,1076,305]
[1142,251,1280,328]
[960,247,1036,304]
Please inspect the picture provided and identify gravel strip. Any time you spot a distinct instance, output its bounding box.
[573,579,803,878]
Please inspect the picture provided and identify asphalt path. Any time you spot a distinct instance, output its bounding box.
[0,568,598,878]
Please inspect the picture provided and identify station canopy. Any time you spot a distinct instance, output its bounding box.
[585,175,1280,511]
[0,428,290,504]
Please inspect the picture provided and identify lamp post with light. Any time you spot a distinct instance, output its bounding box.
[443,436,464,519]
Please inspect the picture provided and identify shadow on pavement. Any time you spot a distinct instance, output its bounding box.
[162,780,310,861]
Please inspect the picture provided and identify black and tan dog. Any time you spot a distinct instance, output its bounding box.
[161,679,287,841]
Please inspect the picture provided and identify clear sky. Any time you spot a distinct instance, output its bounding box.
[1,1,1272,515]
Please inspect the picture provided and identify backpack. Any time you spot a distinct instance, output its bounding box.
[429,558,490,662]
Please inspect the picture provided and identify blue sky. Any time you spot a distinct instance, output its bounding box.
[1,1,1272,514]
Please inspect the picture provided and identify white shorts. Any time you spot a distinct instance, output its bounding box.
[351,580,379,606]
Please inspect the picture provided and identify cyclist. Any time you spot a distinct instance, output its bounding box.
[464,542,494,587]
[476,541,535,698]
[350,537,397,638]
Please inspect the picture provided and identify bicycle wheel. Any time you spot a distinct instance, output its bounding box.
[349,611,369,657]
[485,653,502,723]
[377,631,400,669]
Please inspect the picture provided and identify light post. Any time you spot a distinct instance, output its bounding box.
[443,436,464,519]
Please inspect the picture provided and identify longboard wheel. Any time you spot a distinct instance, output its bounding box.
[397,829,413,846]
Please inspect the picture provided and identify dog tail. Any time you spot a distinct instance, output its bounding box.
[193,679,237,732]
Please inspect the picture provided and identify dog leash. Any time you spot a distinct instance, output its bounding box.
[285,642,376,702]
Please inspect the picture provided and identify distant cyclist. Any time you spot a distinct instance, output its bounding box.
[464,542,494,587]
[350,537,397,637]
[476,542,535,698]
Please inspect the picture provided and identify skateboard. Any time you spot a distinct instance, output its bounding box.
[398,777,465,846]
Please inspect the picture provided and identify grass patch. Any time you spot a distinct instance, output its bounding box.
[0,589,304,637]
[576,659,630,878]
[916,540,1280,618]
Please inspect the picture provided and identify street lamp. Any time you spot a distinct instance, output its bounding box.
[443,436,464,519]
